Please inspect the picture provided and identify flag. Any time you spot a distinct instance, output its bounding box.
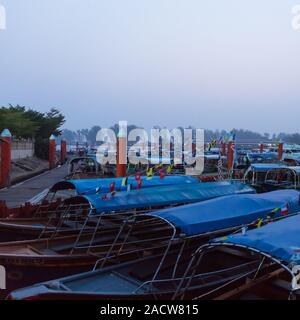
[208,139,217,151]
[281,203,289,215]
[146,167,154,180]
[121,177,128,187]
[166,164,174,174]
[159,169,165,179]
[110,182,115,193]
[256,218,263,228]
[136,179,142,189]
[135,172,141,182]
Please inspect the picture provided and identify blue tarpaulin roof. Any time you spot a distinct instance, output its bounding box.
[150,190,300,236]
[248,152,278,160]
[68,181,255,213]
[51,175,199,194]
[250,163,288,171]
[214,213,300,266]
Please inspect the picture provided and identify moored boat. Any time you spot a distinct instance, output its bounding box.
[47,175,200,200]
[176,213,300,300]
[0,181,255,241]
[5,190,300,300]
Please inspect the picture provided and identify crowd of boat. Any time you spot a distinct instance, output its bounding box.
[1,142,300,300]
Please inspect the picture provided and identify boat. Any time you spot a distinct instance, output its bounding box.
[0,181,255,242]
[271,144,300,165]
[5,190,300,300]
[243,164,300,192]
[1,180,253,219]
[47,175,200,200]
[173,213,300,300]
[68,181,255,214]
[203,154,227,175]
[65,156,104,180]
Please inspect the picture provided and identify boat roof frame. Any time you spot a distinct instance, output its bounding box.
[184,241,300,298]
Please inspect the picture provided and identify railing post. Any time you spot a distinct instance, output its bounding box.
[116,126,127,177]
[60,139,67,164]
[0,129,12,188]
[260,143,264,154]
[278,142,283,161]
[49,135,56,169]
[227,142,234,177]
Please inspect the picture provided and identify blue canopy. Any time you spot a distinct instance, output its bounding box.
[51,175,199,195]
[150,190,300,237]
[204,155,226,160]
[68,181,255,213]
[250,163,288,171]
[248,152,278,160]
[214,213,300,266]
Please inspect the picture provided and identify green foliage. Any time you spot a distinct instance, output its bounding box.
[0,105,65,159]
[0,105,65,139]
[34,138,50,160]
[0,105,39,138]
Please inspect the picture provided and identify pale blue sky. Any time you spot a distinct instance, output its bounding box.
[0,0,299,132]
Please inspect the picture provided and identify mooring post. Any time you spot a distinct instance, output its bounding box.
[260,143,264,153]
[227,142,234,177]
[278,142,283,161]
[49,135,56,169]
[60,139,67,164]
[116,127,127,177]
[0,129,12,188]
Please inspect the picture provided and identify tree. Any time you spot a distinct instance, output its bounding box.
[0,105,39,138]
[0,105,65,160]
[87,126,101,145]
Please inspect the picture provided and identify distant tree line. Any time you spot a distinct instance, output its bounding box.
[61,125,300,146]
[0,105,65,159]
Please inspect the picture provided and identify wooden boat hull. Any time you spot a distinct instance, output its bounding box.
[0,256,95,299]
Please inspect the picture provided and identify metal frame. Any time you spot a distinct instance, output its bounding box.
[176,242,299,300]
[264,167,298,189]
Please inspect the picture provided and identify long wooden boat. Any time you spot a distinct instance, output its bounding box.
[0,181,255,241]
[4,190,300,300]
[243,164,300,192]
[175,213,300,300]
[47,175,200,200]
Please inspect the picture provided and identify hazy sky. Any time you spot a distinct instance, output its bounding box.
[0,0,300,133]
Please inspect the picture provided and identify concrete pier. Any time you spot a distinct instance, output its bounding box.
[0,165,68,207]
